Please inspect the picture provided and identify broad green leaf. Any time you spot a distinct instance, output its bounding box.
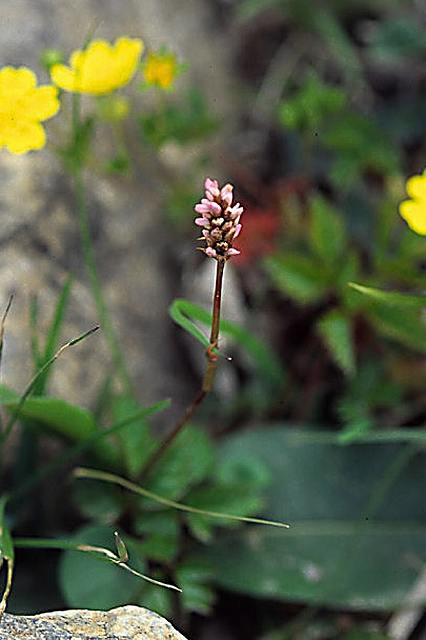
[209,427,426,610]
[112,395,157,477]
[349,283,426,310]
[0,387,96,442]
[264,254,328,304]
[58,525,145,609]
[137,582,173,618]
[170,299,284,389]
[309,196,346,265]
[317,310,355,375]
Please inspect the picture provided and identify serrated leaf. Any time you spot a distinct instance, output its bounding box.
[317,310,356,375]
[146,425,215,500]
[112,394,157,477]
[264,254,328,304]
[309,196,346,265]
[134,512,179,563]
[176,556,216,615]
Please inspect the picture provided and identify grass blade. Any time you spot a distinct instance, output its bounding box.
[74,467,290,529]
[0,326,99,445]
[14,534,181,592]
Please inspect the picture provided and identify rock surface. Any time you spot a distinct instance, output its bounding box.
[0,605,187,639]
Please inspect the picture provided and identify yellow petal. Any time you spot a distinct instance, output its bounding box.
[51,64,79,92]
[4,121,46,155]
[406,172,426,200]
[0,66,37,98]
[399,199,426,236]
[17,85,60,121]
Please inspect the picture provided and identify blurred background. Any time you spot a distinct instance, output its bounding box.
[0,1,425,639]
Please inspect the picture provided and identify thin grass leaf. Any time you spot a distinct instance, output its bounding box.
[29,295,42,370]
[9,399,170,502]
[14,535,181,592]
[0,295,13,375]
[0,496,14,615]
[0,326,99,446]
[0,295,13,432]
[74,467,290,529]
[170,299,285,388]
[35,276,73,395]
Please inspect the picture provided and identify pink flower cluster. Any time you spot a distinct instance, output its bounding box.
[194,178,244,260]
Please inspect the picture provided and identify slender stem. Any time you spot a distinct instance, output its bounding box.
[71,95,133,396]
[141,259,226,478]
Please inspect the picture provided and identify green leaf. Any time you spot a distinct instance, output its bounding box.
[139,88,217,148]
[368,305,426,353]
[349,283,426,353]
[0,387,96,442]
[0,496,14,614]
[369,17,426,62]
[147,425,215,500]
[34,275,73,395]
[209,427,426,610]
[112,395,157,477]
[309,196,346,265]
[264,254,328,304]
[176,557,216,615]
[185,483,264,532]
[317,310,355,375]
[72,481,124,523]
[134,512,179,563]
[170,299,285,389]
[137,582,173,618]
[58,525,144,609]
[349,283,426,310]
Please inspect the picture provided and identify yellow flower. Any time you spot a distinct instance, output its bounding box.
[0,66,59,155]
[51,37,144,95]
[142,51,180,90]
[399,169,426,236]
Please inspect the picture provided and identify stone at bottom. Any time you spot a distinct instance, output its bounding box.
[0,605,187,639]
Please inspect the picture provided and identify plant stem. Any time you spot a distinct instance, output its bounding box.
[71,95,133,396]
[141,259,226,478]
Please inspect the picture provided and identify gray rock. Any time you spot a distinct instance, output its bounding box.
[0,605,187,639]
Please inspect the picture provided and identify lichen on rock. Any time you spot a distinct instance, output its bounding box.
[0,605,187,639]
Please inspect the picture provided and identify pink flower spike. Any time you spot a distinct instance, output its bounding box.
[195,203,210,214]
[233,224,242,239]
[195,217,210,227]
[205,178,219,191]
[221,183,233,206]
[226,248,240,257]
[206,201,222,215]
